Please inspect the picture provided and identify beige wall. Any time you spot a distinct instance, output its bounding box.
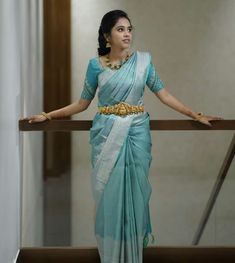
[71,0,235,246]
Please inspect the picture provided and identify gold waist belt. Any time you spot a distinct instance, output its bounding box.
[98,102,144,116]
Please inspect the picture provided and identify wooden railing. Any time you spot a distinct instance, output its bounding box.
[19,119,235,131]
[19,119,235,246]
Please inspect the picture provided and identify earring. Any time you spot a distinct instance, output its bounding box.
[106,42,111,48]
[106,41,111,48]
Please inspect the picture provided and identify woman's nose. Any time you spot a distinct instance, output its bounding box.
[124,30,131,37]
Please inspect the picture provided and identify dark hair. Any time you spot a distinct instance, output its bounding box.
[98,10,132,56]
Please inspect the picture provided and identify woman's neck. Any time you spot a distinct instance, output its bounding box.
[108,48,130,62]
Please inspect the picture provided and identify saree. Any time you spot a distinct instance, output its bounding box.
[80,50,165,263]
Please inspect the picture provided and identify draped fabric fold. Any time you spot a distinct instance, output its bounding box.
[80,50,165,263]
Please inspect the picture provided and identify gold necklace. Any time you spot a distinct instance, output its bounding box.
[105,53,130,70]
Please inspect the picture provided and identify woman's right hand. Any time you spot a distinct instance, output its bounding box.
[21,114,47,123]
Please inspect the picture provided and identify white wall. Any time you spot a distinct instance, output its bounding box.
[0,0,43,261]
[71,0,235,246]
[0,1,21,261]
[20,0,44,247]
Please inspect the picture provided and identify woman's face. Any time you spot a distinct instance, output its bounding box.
[106,17,133,50]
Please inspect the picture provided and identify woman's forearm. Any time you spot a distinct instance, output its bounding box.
[157,89,199,119]
[47,99,91,119]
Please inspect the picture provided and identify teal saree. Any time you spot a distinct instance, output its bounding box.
[80,51,165,263]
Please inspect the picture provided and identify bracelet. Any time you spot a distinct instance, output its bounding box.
[41,112,52,120]
[193,112,204,121]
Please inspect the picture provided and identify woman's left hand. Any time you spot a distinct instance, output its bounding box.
[196,115,224,127]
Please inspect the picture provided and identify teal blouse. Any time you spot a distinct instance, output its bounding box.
[80,52,165,101]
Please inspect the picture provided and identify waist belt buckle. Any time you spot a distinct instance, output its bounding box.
[117,102,130,116]
[99,102,144,116]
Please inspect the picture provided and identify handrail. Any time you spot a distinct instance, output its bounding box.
[192,133,235,245]
[18,119,235,245]
[19,119,235,131]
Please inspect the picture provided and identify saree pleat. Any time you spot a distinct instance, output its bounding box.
[91,113,153,263]
[82,51,165,262]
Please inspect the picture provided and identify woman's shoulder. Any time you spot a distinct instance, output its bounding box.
[136,50,152,65]
[136,50,152,59]
[87,50,151,69]
[87,56,104,72]
[88,56,100,66]
[136,50,151,56]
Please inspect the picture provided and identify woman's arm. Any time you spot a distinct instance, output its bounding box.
[23,98,91,123]
[154,88,223,126]
[155,88,199,119]
[47,98,91,119]
[23,58,101,123]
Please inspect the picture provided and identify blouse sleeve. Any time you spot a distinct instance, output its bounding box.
[80,59,100,101]
[146,54,165,93]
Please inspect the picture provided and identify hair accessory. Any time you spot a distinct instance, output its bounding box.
[41,112,52,120]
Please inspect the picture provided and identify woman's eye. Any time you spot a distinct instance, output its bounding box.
[117,28,132,32]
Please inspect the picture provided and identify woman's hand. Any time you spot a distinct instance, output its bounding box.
[21,114,47,123]
[20,99,91,124]
[195,115,224,127]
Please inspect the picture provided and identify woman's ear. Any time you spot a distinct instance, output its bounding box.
[104,33,109,41]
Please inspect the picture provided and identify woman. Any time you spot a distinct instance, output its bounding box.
[24,10,222,263]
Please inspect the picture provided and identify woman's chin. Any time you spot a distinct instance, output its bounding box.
[121,44,131,49]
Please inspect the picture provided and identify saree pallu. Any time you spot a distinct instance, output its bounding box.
[80,50,165,263]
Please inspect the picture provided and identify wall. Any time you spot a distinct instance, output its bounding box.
[71,0,235,246]
[20,0,44,247]
[0,0,43,262]
[0,1,21,261]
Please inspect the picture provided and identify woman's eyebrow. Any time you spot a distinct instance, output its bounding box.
[115,25,133,29]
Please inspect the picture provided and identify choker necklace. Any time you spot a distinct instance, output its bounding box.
[105,53,130,70]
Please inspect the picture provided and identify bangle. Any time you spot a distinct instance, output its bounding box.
[41,112,52,120]
[193,112,204,121]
